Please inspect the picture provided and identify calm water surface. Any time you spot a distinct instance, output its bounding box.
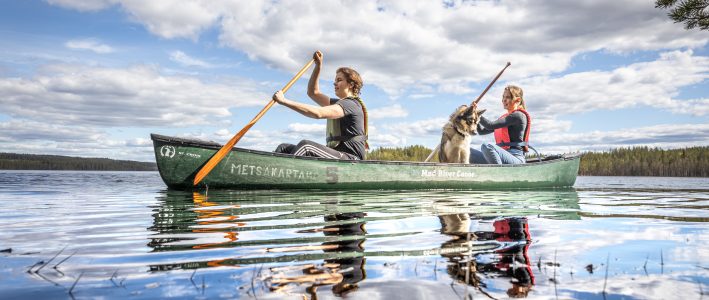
[0,171,707,299]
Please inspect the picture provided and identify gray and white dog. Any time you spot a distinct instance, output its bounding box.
[437,105,486,163]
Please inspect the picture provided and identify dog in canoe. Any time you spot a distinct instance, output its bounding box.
[436,105,486,163]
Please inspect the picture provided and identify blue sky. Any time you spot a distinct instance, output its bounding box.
[0,0,707,161]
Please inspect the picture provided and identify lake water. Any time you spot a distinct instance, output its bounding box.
[0,171,707,299]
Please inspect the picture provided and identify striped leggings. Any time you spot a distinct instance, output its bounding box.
[274,140,359,160]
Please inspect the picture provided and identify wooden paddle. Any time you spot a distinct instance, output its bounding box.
[193,59,315,186]
[471,62,511,107]
[424,62,512,163]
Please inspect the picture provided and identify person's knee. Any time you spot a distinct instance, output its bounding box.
[275,143,294,153]
[481,142,496,153]
[296,140,316,147]
[480,142,501,163]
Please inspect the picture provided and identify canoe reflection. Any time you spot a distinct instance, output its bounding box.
[440,214,534,298]
[147,189,577,297]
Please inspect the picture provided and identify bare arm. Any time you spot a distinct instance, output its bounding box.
[307,51,331,106]
[273,90,344,119]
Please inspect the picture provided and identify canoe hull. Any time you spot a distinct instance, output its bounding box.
[151,134,580,190]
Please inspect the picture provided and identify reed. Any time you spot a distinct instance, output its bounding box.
[36,247,65,273]
[68,271,84,297]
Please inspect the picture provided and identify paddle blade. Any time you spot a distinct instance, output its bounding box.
[193,124,253,185]
[192,58,314,186]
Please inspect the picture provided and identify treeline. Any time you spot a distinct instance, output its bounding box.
[367,145,708,177]
[0,153,157,171]
[367,145,434,162]
[578,146,707,177]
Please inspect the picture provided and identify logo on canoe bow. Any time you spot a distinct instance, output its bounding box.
[160,145,176,158]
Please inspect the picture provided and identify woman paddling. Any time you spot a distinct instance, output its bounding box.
[272,50,368,160]
[469,85,531,164]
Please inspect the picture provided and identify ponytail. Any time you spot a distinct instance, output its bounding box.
[506,85,525,110]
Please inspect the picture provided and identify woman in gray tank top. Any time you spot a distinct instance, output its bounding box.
[272,50,368,160]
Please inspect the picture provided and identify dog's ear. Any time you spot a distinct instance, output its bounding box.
[451,105,468,119]
[477,109,486,115]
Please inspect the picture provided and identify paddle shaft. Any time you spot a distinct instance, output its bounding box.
[193,59,315,185]
[471,62,511,106]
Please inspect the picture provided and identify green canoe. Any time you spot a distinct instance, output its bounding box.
[151,133,580,190]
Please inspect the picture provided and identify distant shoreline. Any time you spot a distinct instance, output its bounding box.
[367,145,708,177]
[3,146,707,177]
[0,153,157,171]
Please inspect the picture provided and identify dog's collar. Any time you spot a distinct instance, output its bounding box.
[454,125,467,137]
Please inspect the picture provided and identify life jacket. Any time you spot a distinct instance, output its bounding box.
[493,109,531,152]
[493,217,531,242]
[326,96,369,150]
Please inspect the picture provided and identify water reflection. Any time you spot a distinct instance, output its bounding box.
[146,189,580,297]
[440,215,534,298]
[190,192,244,249]
[3,173,707,299]
[319,212,367,296]
[267,212,367,297]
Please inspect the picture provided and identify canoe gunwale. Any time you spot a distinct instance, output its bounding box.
[150,133,581,168]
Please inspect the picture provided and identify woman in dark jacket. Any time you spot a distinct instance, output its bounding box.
[470,85,531,165]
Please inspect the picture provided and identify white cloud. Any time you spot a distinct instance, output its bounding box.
[0,119,154,160]
[515,50,709,116]
[169,50,213,68]
[286,123,325,134]
[65,38,115,54]
[369,133,407,149]
[214,128,231,137]
[121,0,221,40]
[372,115,708,153]
[237,129,299,152]
[533,123,709,153]
[409,94,434,99]
[668,98,709,116]
[0,119,105,143]
[50,1,220,39]
[46,0,709,95]
[12,117,695,159]
[383,117,448,138]
[188,123,408,152]
[369,104,408,119]
[533,117,573,134]
[0,63,269,127]
[46,0,116,12]
[11,0,709,159]
[125,137,151,147]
